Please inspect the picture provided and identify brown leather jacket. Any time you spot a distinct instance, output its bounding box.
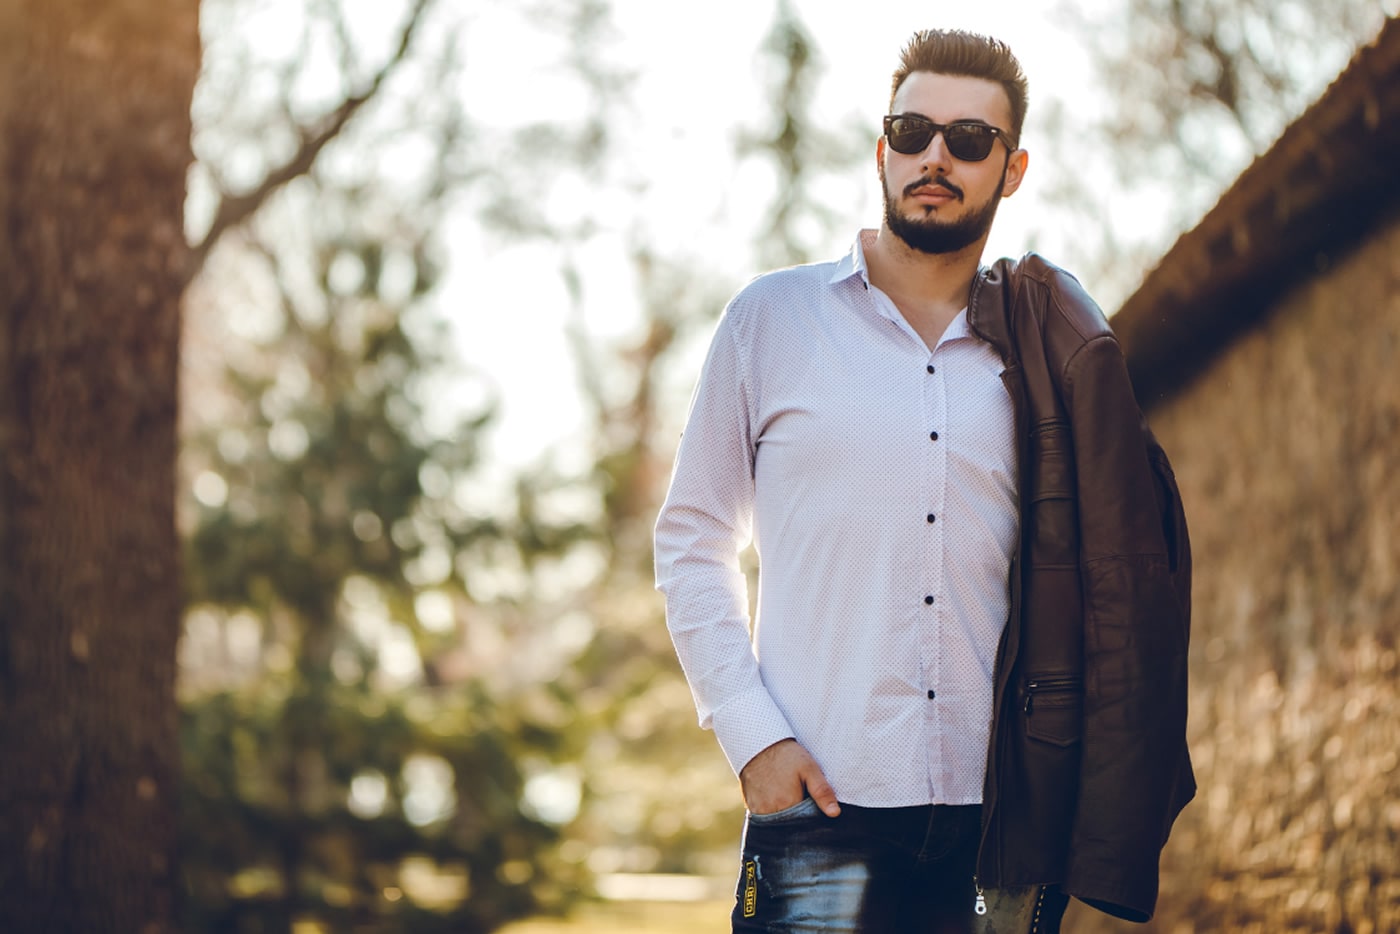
[967,255,1195,922]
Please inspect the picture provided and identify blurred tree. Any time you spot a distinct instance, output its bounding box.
[178,0,610,929]
[1073,0,1389,177]
[188,0,436,268]
[738,0,867,269]
[181,177,585,931]
[0,2,198,931]
[1040,0,1395,302]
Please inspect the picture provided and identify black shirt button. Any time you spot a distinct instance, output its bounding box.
[929,431,939,441]
[927,689,936,699]
[926,364,935,374]
[924,595,934,605]
[927,513,936,523]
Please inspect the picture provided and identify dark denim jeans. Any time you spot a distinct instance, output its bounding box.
[731,798,1067,933]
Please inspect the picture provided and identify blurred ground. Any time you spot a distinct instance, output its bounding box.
[499,899,732,933]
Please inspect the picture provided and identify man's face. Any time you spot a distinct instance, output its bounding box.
[878,71,1027,255]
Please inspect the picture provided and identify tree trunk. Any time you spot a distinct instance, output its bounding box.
[0,2,198,931]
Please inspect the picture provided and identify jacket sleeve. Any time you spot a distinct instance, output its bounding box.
[1061,333,1192,922]
[653,311,796,777]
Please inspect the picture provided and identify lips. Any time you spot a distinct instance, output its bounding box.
[912,183,960,200]
[905,176,963,204]
[911,186,957,201]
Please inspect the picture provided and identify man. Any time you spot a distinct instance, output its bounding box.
[654,29,1194,933]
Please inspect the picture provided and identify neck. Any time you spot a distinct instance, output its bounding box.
[866,225,987,314]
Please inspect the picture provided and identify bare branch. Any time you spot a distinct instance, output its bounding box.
[191,0,433,272]
[319,0,363,84]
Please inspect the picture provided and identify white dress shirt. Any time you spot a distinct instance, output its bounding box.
[655,230,1018,807]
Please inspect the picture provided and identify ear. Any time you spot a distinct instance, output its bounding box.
[1000,148,1029,198]
[875,134,886,170]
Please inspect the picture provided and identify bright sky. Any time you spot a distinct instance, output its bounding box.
[451,0,1114,471]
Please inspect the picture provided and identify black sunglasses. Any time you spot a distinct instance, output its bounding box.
[882,114,1011,162]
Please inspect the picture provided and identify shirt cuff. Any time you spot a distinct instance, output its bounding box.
[711,687,798,777]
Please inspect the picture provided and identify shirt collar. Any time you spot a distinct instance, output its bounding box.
[938,305,973,348]
[835,229,972,345]
[828,229,878,287]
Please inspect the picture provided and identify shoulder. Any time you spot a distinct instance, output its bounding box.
[980,253,1125,392]
[728,259,842,311]
[989,252,1121,383]
[1003,252,1114,345]
[721,258,847,337]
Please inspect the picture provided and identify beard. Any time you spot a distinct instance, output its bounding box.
[881,163,1006,255]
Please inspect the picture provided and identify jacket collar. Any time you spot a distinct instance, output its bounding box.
[968,257,1016,364]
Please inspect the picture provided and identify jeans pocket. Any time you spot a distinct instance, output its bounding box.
[747,796,823,825]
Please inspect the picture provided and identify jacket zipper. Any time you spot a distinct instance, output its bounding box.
[1023,676,1081,715]
[972,882,1051,927]
[1030,884,1049,933]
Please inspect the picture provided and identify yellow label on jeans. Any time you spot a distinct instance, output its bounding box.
[743,860,758,917]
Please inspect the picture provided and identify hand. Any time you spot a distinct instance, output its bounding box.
[739,738,841,818]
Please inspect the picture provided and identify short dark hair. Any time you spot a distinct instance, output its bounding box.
[890,30,1029,147]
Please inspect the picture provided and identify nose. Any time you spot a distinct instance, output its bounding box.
[916,131,953,174]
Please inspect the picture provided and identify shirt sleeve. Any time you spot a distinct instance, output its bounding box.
[654,310,796,776]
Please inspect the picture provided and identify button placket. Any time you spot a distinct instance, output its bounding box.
[924,358,939,528]
[922,345,950,715]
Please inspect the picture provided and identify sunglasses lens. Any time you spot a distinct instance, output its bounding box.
[944,126,996,161]
[885,117,1001,161]
[886,118,933,155]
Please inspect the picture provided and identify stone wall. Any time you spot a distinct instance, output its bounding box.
[1066,212,1400,934]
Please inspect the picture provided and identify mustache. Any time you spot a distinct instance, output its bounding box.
[904,176,964,202]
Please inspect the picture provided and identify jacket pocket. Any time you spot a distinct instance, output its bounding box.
[1022,675,1082,747]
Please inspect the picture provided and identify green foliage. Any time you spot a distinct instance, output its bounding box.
[180,674,573,933]
[180,148,590,929]
[180,2,645,927]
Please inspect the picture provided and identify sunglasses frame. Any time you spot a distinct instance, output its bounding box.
[882,114,1012,162]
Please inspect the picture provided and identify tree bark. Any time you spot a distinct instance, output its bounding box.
[0,2,198,931]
